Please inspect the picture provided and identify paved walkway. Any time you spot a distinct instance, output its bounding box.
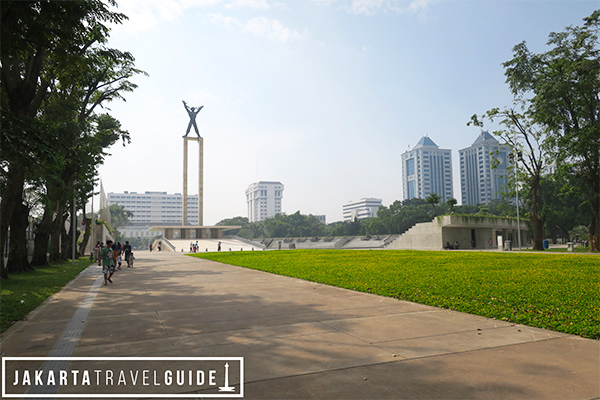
[1,251,598,399]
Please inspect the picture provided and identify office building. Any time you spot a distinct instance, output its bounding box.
[402,136,453,202]
[342,198,383,222]
[108,191,199,230]
[459,131,509,205]
[246,181,284,222]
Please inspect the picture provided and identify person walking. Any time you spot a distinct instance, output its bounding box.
[123,241,132,267]
[94,242,101,264]
[100,240,115,285]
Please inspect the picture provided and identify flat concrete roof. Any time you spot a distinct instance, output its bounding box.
[148,225,242,231]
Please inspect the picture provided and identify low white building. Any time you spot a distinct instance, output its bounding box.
[342,198,383,222]
[386,215,528,250]
[108,191,199,238]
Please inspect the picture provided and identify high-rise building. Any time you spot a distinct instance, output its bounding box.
[459,131,509,205]
[108,191,199,226]
[245,181,284,222]
[342,198,383,222]
[401,136,453,202]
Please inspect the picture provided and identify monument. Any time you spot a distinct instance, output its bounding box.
[150,101,240,241]
[181,100,203,226]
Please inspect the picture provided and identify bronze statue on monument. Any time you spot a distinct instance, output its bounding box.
[182,100,203,138]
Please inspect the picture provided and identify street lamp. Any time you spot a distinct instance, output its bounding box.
[508,146,523,250]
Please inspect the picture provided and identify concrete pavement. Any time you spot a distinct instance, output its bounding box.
[1,250,598,399]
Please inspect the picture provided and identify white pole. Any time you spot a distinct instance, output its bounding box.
[91,190,94,255]
[72,195,76,263]
[514,130,522,250]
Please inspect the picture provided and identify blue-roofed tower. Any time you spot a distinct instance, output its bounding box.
[401,136,454,202]
[459,130,509,205]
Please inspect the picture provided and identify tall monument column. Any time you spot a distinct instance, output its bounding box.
[198,137,203,226]
[182,138,189,226]
[182,137,203,227]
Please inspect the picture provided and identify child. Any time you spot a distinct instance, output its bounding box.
[116,250,122,270]
[129,252,135,268]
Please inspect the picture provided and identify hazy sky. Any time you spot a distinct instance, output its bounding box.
[98,0,598,225]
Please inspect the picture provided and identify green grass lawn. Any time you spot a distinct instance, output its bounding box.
[531,246,591,253]
[0,258,93,334]
[191,250,600,339]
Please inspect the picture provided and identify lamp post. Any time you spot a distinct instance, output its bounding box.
[72,193,77,264]
[508,134,523,251]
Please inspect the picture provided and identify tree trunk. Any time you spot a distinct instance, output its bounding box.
[0,167,25,279]
[62,213,80,261]
[31,202,54,266]
[60,217,71,262]
[78,217,92,256]
[62,224,71,261]
[589,217,599,253]
[49,205,64,263]
[587,176,599,252]
[6,203,33,273]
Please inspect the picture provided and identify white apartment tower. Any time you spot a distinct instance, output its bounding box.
[342,198,383,222]
[459,131,509,205]
[402,136,453,202]
[246,181,284,222]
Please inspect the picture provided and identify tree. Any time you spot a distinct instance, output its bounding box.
[470,109,548,250]
[569,225,589,243]
[477,204,490,216]
[109,204,133,228]
[501,11,600,251]
[217,216,249,227]
[425,193,440,217]
[0,1,130,276]
[486,199,516,217]
[537,172,591,243]
[446,198,457,213]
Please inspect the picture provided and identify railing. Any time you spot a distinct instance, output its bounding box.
[383,235,398,246]
[334,237,353,248]
[154,236,175,252]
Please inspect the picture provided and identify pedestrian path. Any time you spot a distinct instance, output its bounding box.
[1,251,598,399]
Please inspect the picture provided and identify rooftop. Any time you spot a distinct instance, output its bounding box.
[414,136,439,148]
[472,130,498,146]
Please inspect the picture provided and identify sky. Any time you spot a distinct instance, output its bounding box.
[97,0,599,225]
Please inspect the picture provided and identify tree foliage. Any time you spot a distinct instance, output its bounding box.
[469,10,599,251]
[425,193,441,216]
[1,1,145,277]
[219,198,519,240]
[470,108,548,250]
[109,204,134,229]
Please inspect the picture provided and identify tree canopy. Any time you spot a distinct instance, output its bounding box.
[470,10,599,251]
[1,0,145,277]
